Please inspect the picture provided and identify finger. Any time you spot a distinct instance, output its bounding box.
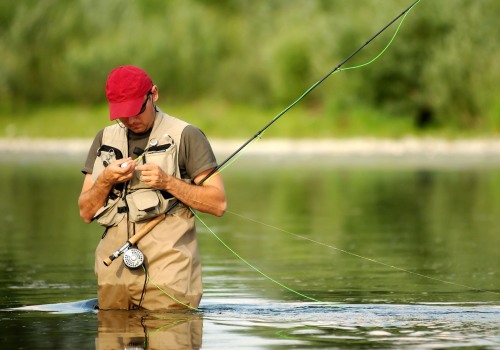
[135,164,151,171]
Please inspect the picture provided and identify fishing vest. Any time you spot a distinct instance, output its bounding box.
[92,111,189,226]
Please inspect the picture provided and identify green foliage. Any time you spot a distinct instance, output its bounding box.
[359,0,500,130]
[0,0,499,135]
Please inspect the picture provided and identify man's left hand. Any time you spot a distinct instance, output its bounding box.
[136,163,169,190]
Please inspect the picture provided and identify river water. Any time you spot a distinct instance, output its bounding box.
[0,152,499,349]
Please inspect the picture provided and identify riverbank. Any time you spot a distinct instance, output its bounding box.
[2,137,500,156]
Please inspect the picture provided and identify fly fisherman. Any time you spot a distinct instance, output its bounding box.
[78,65,226,310]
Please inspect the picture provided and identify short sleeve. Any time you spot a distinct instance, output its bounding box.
[81,129,104,174]
[178,125,218,180]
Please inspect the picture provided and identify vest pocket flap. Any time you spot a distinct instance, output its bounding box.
[128,190,160,211]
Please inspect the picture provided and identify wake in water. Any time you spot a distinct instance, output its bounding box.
[6,298,98,314]
[201,299,500,349]
[5,298,500,348]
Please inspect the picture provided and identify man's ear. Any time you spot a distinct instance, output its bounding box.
[152,85,159,102]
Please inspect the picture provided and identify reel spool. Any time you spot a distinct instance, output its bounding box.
[123,247,144,269]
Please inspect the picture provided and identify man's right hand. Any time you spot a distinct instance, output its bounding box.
[78,157,135,223]
[102,158,136,185]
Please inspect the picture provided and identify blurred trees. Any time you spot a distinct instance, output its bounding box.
[0,0,499,131]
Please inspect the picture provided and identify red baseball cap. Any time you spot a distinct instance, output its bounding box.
[105,66,153,120]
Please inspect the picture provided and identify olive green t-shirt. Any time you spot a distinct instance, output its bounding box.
[82,125,218,181]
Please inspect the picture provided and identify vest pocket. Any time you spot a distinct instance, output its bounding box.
[126,189,175,222]
[93,196,126,227]
[144,143,176,177]
[130,142,177,190]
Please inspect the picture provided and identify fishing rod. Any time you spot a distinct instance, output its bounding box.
[201,0,421,182]
[104,0,421,268]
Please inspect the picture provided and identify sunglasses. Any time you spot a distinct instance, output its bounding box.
[136,90,153,116]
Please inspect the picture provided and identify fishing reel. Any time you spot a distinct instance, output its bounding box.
[123,246,144,269]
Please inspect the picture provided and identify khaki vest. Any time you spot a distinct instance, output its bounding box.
[92,111,189,226]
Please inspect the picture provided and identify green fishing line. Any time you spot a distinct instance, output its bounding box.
[193,209,331,304]
[206,0,422,177]
[189,0,425,304]
[339,0,420,73]
[149,0,427,306]
[143,265,201,311]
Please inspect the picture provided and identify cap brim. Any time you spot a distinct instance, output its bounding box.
[109,97,144,120]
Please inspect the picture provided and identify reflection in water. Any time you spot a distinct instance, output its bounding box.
[96,310,202,350]
[6,299,203,349]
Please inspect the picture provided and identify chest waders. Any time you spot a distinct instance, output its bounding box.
[92,111,203,310]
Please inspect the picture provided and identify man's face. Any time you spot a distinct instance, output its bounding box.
[118,90,156,134]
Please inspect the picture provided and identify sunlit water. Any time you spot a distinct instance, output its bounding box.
[0,153,499,349]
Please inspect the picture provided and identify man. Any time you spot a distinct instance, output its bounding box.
[78,65,226,310]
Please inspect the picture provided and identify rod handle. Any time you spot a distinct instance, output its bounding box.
[103,256,113,266]
[128,214,165,245]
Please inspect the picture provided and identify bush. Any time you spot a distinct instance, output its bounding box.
[0,0,499,133]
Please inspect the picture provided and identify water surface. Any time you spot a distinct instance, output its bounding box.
[0,153,499,349]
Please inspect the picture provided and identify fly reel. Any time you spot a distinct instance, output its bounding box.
[123,247,144,269]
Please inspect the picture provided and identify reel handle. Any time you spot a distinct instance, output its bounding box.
[103,213,166,266]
